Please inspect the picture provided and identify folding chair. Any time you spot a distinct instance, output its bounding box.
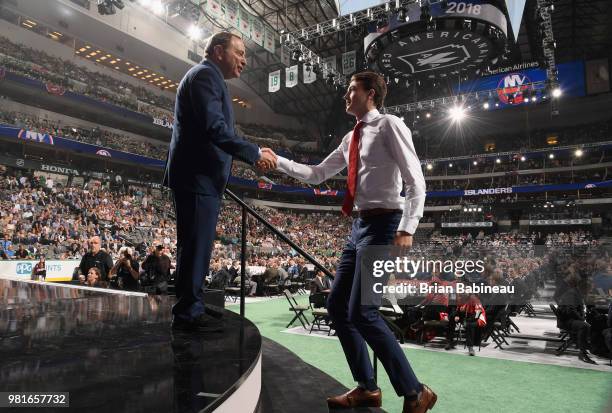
[482,305,510,349]
[284,289,310,329]
[224,287,240,303]
[549,304,576,355]
[309,292,333,335]
[379,299,407,344]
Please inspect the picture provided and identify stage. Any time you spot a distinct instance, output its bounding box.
[0,278,261,412]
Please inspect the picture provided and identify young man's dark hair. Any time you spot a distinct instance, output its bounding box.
[350,71,387,109]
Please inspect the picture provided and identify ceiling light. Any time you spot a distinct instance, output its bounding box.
[187,24,202,40]
[151,0,165,15]
[449,105,466,122]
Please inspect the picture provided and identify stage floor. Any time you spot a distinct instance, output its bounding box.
[0,278,261,412]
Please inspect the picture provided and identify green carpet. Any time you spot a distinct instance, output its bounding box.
[229,297,612,413]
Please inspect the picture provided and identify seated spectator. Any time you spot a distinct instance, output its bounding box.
[556,274,597,364]
[208,261,232,290]
[452,293,487,356]
[311,269,332,294]
[15,244,29,259]
[31,255,46,281]
[80,267,107,288]
[109,247,140,291]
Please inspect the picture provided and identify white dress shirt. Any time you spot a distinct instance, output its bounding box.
[276,109,426,234]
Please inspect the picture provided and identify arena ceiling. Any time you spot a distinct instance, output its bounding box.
[188,1,611,124]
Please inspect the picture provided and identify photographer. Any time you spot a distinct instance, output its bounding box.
[109,247,140,291]
[141,245,171,294]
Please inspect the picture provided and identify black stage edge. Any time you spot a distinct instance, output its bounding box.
[0,278,261,413]
[258,338,386,413]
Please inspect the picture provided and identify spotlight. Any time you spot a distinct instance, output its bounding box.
[449,105,466,122]
[520,156,526,161]
[151,0,164,15]
[549,153,554,159]
[575,149,583,157]
[552,87,562,98]
[426,112,431,118]
[187,25,202,40]
[531,96,537,102]
[477,207,482,212]
[496,158,501,164]
[473,160,478,166]
[400,116,405,121]
[483,102,490,109]
[463,208,468,212]
[448,163,453,168]
[426,164,433,170]
[495,102,499,107]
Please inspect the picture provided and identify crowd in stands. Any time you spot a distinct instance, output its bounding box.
[0,108,169,159]
[416,118,612,159]
[1,165,604,272]
[0,36,174,118]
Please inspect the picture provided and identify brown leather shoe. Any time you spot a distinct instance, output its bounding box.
[326,387,382,409]
[403,384,437,413]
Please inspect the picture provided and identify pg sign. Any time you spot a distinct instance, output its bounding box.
[364,1,508,81]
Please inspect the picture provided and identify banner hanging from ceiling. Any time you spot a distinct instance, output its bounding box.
[268,70,281,92]
[286,65,298,88]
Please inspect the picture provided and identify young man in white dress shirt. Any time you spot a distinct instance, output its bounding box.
[270,71,437,413]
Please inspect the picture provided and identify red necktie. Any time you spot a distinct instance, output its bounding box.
[342,121,365,216]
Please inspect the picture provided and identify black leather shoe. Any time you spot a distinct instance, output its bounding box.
[579,352,597,365]
[204,303,225,319]
[172,313,224,332]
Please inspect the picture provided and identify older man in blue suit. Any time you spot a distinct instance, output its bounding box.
[164,31,276,331]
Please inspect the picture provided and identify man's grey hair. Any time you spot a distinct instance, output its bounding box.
[204,31,242,58]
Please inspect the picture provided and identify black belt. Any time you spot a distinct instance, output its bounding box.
[357,208,402,218]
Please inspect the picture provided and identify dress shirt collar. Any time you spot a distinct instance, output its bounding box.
[358,108,381,124]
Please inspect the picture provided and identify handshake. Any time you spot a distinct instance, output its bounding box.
[256,147,277,172]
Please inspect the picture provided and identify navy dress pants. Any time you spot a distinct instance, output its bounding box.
[327,211,422,397]
[171,190,221,321]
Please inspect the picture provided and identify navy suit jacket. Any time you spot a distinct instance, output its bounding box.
[163,60,260,196]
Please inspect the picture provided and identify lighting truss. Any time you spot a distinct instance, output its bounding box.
[281,0,447,44]
[280,1,447,87]
[536,0,557,85]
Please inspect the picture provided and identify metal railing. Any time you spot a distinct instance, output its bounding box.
[224,188,334,317]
